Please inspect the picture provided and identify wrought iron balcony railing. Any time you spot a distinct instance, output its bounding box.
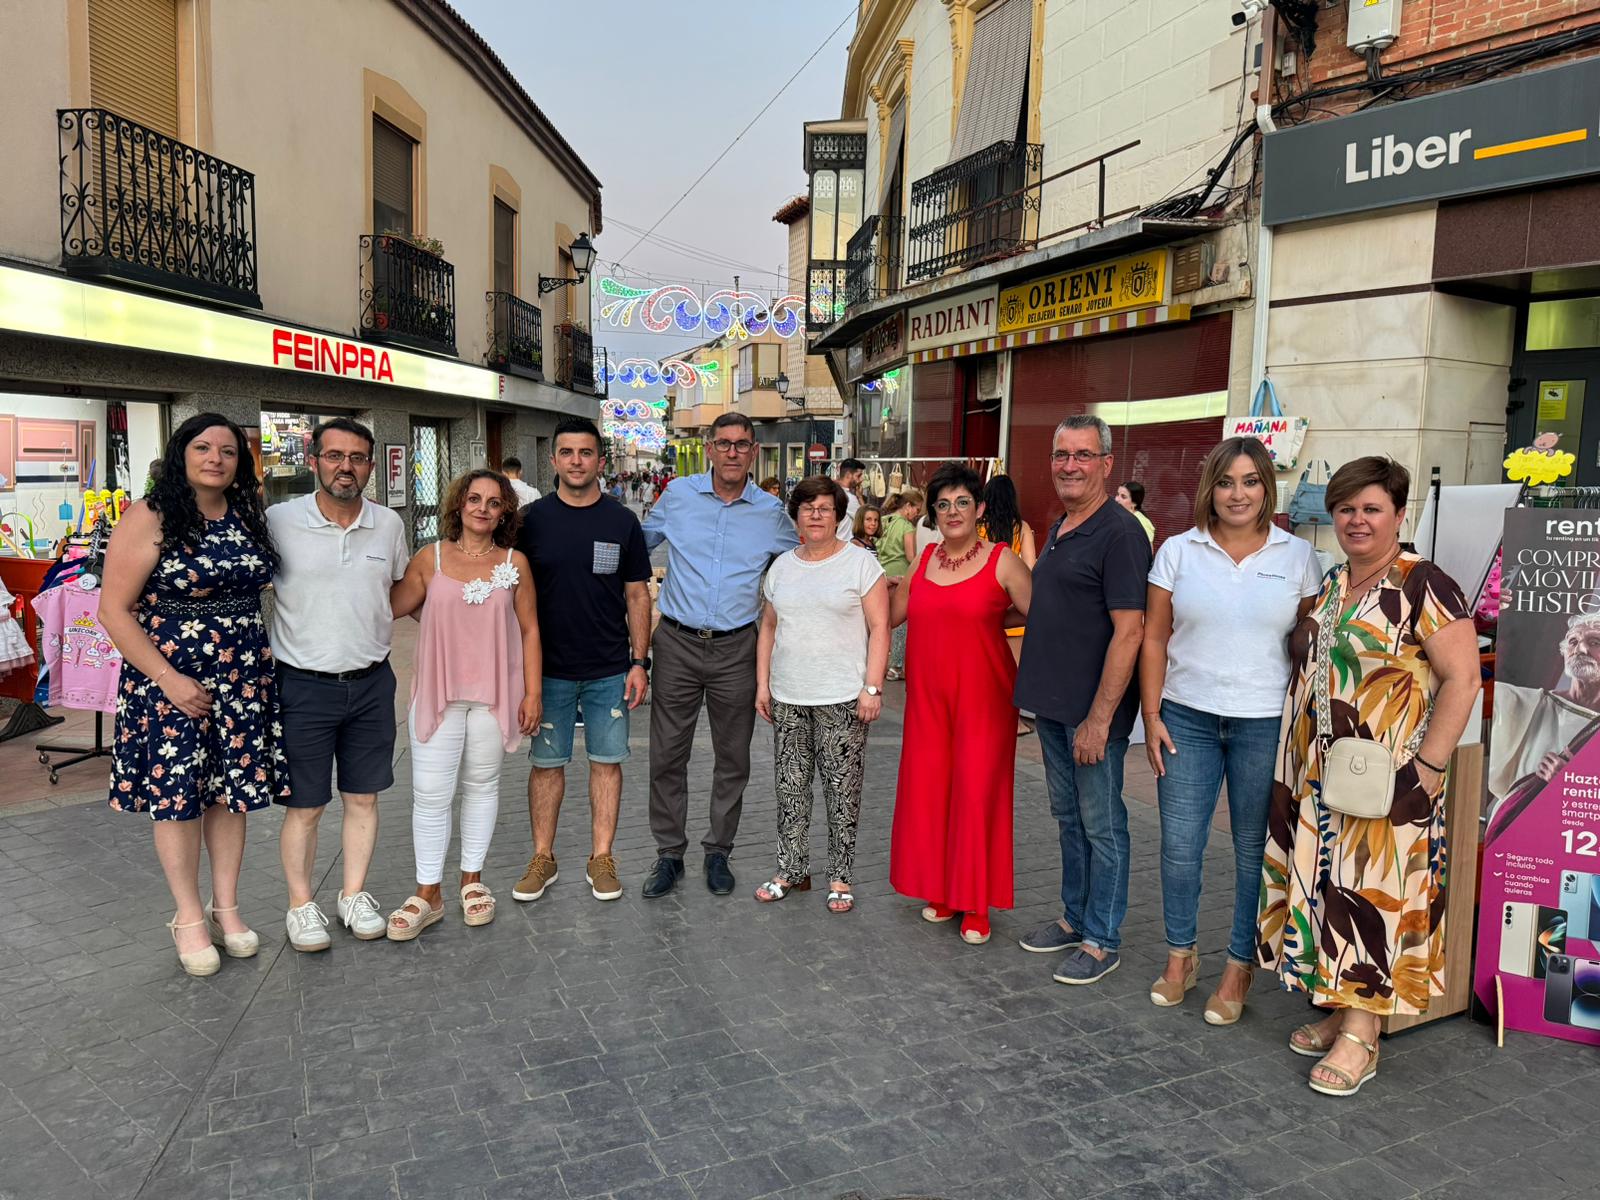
[806,260,848,333]
[906,140,1043,284]
[844,214,903,310]
[58,108,260,307]
[485,291,542,379]
[555,322,594,392]
[359,234,456,355]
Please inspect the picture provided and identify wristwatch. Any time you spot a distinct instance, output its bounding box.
[630,656,652,671]
[863,685,882,697]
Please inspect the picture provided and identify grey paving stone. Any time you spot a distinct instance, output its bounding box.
[557,1142,663,1198]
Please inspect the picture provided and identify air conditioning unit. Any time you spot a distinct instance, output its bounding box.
[976,355,1005,402]
[1348,0,1402,53]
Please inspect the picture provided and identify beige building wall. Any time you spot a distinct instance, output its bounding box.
[0,3,75,267]
[1265,205,1515,542]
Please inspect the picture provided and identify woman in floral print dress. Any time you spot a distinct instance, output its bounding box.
[1257,457,1480,1097]
[101,413,287,976]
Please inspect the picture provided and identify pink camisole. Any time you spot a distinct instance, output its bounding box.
[410,542,525,752]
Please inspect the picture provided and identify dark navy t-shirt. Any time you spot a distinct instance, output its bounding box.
[517,492,652,681]
[1014,499,1152,737]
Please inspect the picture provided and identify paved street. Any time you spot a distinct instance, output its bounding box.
[2,662,1598,1200]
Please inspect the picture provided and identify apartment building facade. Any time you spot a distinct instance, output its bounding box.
[0,0,602,546]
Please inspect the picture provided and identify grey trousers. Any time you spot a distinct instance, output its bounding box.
[648,620,758,858]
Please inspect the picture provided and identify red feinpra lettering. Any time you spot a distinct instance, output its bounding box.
[376,351,394,382]
[271,328,293,365]
[317,338,339,374]
[341,343,360,374]
[292,333,313,370]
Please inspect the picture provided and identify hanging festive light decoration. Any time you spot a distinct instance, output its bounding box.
[600,356,719,391]
[598,277,805,340]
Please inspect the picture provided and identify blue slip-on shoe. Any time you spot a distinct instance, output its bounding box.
[1018,918,1083,954]
[1053,946,1121,985]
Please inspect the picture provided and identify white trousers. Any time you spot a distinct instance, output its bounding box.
[408,701,503,883]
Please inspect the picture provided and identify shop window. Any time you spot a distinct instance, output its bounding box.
[1526,297,1600,352]
[260,411,345,507]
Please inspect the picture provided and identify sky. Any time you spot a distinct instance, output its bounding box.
[450,0,857,401]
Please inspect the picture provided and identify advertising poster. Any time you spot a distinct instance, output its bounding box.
[384,444,407,508]
[1474,508,1600,1046]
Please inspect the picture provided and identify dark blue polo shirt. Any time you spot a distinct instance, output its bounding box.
[1014,499,1151,738]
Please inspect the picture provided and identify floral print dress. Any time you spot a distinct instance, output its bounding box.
[109,508,288,820]
[1257,553,1470,1016]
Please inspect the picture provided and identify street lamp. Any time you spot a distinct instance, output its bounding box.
[538,232,597,295]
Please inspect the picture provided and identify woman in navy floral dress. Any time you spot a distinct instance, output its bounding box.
[101,413,287,976]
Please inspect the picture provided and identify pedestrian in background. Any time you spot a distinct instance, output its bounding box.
[386,470,541,940]
[755,477,888,914]
[268,417,408,952]
[851,504,882,552]
[1016,416,1149,985]
[1259,456,1479,1097]
[514,417,652,905]
[502,456,541,508]
[835,457,866,541]
[1139,437,1320,1022]
[1117,480,1156,545]
[890,463,1032,946]
[640,413,798,899]
[100,413,285,976]
[876,488,924,682]
[759,476,783,498]
[979,474,1037,735]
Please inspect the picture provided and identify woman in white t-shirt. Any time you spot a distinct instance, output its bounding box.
[755,477,889,914]
[1139,437,1322,1025]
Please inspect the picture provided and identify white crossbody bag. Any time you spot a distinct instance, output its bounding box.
[1313,584,1430,820]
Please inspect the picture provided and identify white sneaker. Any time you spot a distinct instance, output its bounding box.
[286,901,331,952]
[337,890,385,941]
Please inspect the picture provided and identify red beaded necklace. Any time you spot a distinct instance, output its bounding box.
[934,540,984,571]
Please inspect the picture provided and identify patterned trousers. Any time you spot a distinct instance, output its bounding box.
[771,700,868,885]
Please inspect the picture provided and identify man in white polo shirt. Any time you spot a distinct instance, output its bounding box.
[267,418,409,951]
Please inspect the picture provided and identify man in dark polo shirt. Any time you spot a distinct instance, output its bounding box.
[512,416,652,903]
[1015,414,1150,985]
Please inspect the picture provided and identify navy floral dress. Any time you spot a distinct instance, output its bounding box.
[109,508,288,820]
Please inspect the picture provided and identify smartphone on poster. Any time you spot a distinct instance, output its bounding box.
[1570,957,1600,1032]
[1559,871,1600,945]
[1545,956,1575,1024]
[1535,906,1568,979]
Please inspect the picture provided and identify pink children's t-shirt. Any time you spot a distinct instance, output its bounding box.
[32,583,123,713]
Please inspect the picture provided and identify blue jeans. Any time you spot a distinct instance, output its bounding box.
[1155,699,1279,965]
[1036,718,1130,952]
[529,674,631,767]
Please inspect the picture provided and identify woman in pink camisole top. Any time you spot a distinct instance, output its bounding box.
[386,470,542,941]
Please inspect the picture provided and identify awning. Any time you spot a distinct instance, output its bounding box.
[950,0,1031,161]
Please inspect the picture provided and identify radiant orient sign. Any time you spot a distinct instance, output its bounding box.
[271,329,394,382]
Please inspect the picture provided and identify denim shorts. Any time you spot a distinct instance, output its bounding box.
[529,673,630,767]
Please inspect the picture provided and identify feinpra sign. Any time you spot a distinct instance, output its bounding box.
[271,329,395,381]
[1263,57,1600,225]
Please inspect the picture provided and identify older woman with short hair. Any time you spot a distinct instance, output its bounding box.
[1259,456,1479,1096]
[755,477,888,913]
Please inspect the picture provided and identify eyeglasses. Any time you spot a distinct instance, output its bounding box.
[933,497,974,513]
[316,451,373,467]
[1051,450,1107,465]
[709,439,755,454]
[797,503,837,518]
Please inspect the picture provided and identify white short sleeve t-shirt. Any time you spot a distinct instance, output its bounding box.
[762,543,885,705]
[1148,524,1323,718]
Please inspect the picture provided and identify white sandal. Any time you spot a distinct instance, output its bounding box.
[754,875,810,903]
[386,895,444,942]
[827,890,854,914]
[1307,1031,1379,1098]
[461,882,496,927]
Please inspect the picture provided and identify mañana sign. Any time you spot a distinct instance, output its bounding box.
[998,250,1170,335]
[1263,57,1600,225]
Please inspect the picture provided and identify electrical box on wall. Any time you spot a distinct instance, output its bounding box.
[1348,0,1402,52]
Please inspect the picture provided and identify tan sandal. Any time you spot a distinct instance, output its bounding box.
[205,901,260,959]
[386,895,444,942]
[1150,947,1198,1007]
[1307,1031,1379,1098]
[1203,962,1254,1026]
[1289,1019,1339,1058]
[168,917,221,977]
[461,882,496,927]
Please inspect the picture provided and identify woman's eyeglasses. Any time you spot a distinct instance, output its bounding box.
[933,497,974,514]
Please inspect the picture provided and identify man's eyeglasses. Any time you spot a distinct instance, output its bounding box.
[710,439,755,454]
[1050,450,1107,465]
[933,496,975,513]
[316,451,373,467]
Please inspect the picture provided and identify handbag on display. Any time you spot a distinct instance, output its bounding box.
[1223,378,1310,471]
[1312,584,1431,819]
[1288,461,1333,528]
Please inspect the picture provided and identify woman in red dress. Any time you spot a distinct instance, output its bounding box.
[889,463,1033,944]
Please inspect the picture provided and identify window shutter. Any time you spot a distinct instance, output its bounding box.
[87,0,180,138]
[493,199,516,294]
[372,118,414,234]
[882,99,907,212]
[950,0,1031,162]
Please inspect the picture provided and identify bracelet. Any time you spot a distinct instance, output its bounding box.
[1415,754,1447,774]
[153,665,171,686]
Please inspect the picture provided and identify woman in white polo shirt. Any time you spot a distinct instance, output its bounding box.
[1139,437,1322,1024]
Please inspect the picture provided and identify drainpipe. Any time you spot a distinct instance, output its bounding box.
[1248,7,1279,394]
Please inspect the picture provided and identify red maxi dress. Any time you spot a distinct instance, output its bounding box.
[889,543,1018,913]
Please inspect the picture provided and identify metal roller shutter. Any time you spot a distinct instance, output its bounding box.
[882,99,906,206]
[87,0,180,137]
[950,0,1031,162]
[372,118,415,234]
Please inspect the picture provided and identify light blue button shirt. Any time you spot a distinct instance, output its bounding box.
[642,473,798,631]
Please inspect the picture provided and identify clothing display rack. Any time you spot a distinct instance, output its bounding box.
[36,513,115,785]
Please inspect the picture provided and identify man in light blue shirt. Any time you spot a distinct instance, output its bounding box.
[640,412,798,899]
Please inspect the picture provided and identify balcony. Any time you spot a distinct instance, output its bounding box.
[554,322,594,392]
[58,108,260,308]
[906,140,1043,284]
[844,214,902,310]
[485,291,542,380]
[359,234,456,355]
[805,261,847,333]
